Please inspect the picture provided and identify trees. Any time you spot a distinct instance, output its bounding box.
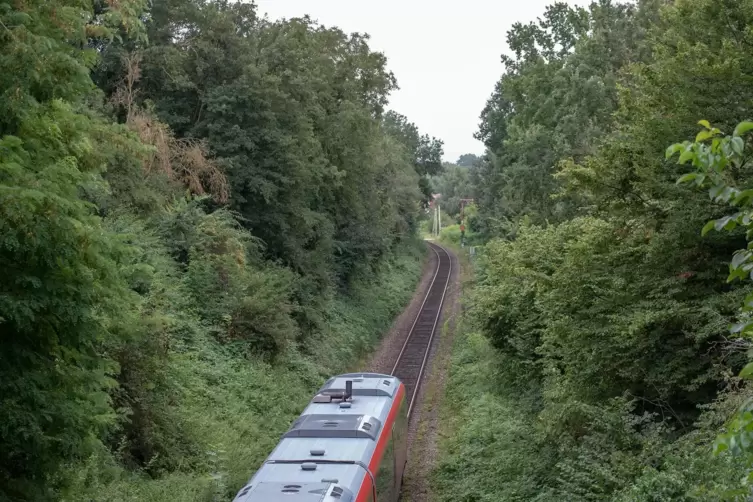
[430,163,473,216]
[448,0,753,499]
[103,1,432,305]
[473,0,656,235]
[382,110,445,202]
[1,0,433,498]
[456,153,480,168]
[669,120,753,471]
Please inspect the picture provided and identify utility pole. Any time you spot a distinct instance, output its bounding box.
[431,203,436,236]
[430,194,442,238]
[436,202,441,237]
[431,202,441,237]
[458,198,474,246]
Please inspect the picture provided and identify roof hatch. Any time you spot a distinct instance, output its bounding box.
[315,375,397,400]
[234,482,354,502]
[284,414,381,440]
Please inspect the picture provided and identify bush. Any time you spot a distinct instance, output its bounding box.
[433,324,753,502]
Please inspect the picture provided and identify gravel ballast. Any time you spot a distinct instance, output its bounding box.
[363,242,439,375]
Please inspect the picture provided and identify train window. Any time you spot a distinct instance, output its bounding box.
[375,431,395,501]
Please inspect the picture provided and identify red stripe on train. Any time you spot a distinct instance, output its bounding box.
[355,383,406,502]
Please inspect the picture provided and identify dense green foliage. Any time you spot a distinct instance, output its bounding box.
[436,324,750,501]
[61,242,424,501]
[0,0,435,499]
[95,0,432,325]
[669,121,753,473]
[436,0,753,500]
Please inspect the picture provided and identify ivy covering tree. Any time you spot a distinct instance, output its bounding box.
[0,0,439,499]
[436,0,753,500]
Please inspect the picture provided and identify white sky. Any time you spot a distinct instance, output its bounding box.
[253,0,589,162]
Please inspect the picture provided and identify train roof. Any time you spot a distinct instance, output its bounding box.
[233,373,404,502]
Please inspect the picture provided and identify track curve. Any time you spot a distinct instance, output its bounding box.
[390,241,452,418]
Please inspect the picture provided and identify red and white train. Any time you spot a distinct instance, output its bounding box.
[233,373,409,502]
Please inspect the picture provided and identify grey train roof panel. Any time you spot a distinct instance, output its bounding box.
[235,462,367,498]
[270,437,367,462]
[235,482,354,502]
[318,375,398,398]
[233,373,402,502]
[284,414,382,440]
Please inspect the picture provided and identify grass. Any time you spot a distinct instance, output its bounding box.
[64,240,427,502]
[431,329,545,502]
[429,245,555,502]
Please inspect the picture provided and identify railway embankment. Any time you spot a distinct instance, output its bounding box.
[62,241,427,501]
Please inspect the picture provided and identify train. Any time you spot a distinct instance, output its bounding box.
[232,372,409,502]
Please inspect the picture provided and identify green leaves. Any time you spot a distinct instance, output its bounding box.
[0,0,429,496]
[714,214,737,231]
[129,7,425,293]
[730,322,753,336]
[731,136,745,156]
[670,119,753,471]
[678,148,696,164]
[694,119,722,142]
[731,250,750,269]
[0,105,138,497]
[714,400,753,458]
[734,121,753,137]
[672,121,753,280]
[0,1,161,496]
[695,129,715,142]
[670,123,753,207]
[666,144,682,160]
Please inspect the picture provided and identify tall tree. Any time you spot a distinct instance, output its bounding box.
[98,0,429,330]
[473,0,656,235]
[430,163,473,216]
[447,1,753,500]
[456,153,480,167]
[382,110,444,201]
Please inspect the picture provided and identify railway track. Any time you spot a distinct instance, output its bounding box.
[391,241,452,418]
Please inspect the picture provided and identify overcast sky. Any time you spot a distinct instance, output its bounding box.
[253,0,589,162]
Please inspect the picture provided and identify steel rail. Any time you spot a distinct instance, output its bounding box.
[390,242,452,418]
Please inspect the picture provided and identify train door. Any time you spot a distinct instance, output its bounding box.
[393,395,408,497]
[375,392,409,502]
[375,432,395,501]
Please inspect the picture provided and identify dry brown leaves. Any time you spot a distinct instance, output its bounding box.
[111,53,230,203]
